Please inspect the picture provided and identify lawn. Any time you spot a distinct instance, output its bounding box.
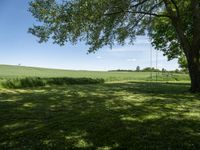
[0,82,200,149]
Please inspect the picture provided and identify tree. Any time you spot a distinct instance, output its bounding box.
[174,69,180,73]
[136,66,140,72]
[142,67,160,72]
[162,68,166,72]
[29,0,200,92]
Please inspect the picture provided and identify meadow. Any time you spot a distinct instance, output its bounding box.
[0,65,200,150]
[0,65,189,84]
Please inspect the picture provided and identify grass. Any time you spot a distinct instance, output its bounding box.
[0,65,190,83]
[0,82,200,149]
[0,64,198,149]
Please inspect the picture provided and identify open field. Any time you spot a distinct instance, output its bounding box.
[0,65,189,83]
[0,65,199,149]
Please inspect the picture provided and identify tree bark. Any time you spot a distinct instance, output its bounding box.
[187,50,200,92]
[163,0,200,92]
[189,0,200,92]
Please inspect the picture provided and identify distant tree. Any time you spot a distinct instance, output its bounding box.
[162,68,166,72]
[142,67,160,72]
[136,66,140,72]
[175,69,180,73]
[29,0,200,92]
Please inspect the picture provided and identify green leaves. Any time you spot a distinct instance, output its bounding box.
[150,16,182,60]
[29,0,191,57]
[29,0,164,52]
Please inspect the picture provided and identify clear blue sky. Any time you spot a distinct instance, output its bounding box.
[0,0,179,71]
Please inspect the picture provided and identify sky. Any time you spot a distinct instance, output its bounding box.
[0,0,179,71]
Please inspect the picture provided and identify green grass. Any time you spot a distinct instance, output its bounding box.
[0,64,189,83]
[0,64,198,149]
[0,65,190,89]
[0,82,200,149]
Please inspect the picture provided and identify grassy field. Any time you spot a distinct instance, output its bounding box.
[0,65,189,82]
[1,65,199,150]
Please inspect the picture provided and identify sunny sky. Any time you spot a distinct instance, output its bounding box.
[0,0,179,71]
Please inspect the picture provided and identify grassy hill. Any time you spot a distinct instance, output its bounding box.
[0,65,189,83]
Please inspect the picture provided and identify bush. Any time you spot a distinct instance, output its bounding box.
[47,77,104,85]
[2,77,104,89]
[2,77,46,88]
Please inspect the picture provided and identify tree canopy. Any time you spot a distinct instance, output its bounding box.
[29,0,169,52]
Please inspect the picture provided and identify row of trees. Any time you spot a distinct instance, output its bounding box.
[137,66,186,73]
[110,66,185,73]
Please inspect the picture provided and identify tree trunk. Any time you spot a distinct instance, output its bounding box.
[163,0,200,92]
[187,51,200,92]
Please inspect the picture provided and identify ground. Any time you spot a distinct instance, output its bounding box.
[0,82,200,150]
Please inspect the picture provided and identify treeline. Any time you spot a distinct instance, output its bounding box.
[109,67,188,73]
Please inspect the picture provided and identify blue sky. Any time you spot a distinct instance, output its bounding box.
[0,0,179,71]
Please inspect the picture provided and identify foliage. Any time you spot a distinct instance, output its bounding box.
[162,68,166,72]
[28,0,192,56]
[1,77,104,89]
[178,53,188,72]
[28,0,164,52]
[136,66,140,71]
[2,77,45,88]
[150,16,182,60]
[149,1,192,60]
[142,67,160,72]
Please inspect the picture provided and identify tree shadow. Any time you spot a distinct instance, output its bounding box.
[0,82,200,149]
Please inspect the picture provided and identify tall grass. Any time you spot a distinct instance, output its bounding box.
[1,77,104,88]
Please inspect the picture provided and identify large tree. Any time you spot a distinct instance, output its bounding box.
[29,0,200,92]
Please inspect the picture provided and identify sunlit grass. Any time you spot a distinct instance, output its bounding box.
[0,82,200,149]
[0,64,189,83]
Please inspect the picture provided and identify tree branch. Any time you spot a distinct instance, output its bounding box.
[163,0,191,56]
[170,0,180,17]
[104,10,169,18]
[104,0,169,18]
[104,8,169,18]
[162,0,176,18]
[127,10,169,18]
[130,0,149,8]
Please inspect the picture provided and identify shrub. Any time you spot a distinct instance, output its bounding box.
[2,77,46,88]
[1,77,104,89]
[47,77,104,85]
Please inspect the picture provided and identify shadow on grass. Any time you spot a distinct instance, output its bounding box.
[0,82,200,149]
[121,81,191,94]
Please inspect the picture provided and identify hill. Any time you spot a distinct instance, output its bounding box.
[0,64,189,82]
